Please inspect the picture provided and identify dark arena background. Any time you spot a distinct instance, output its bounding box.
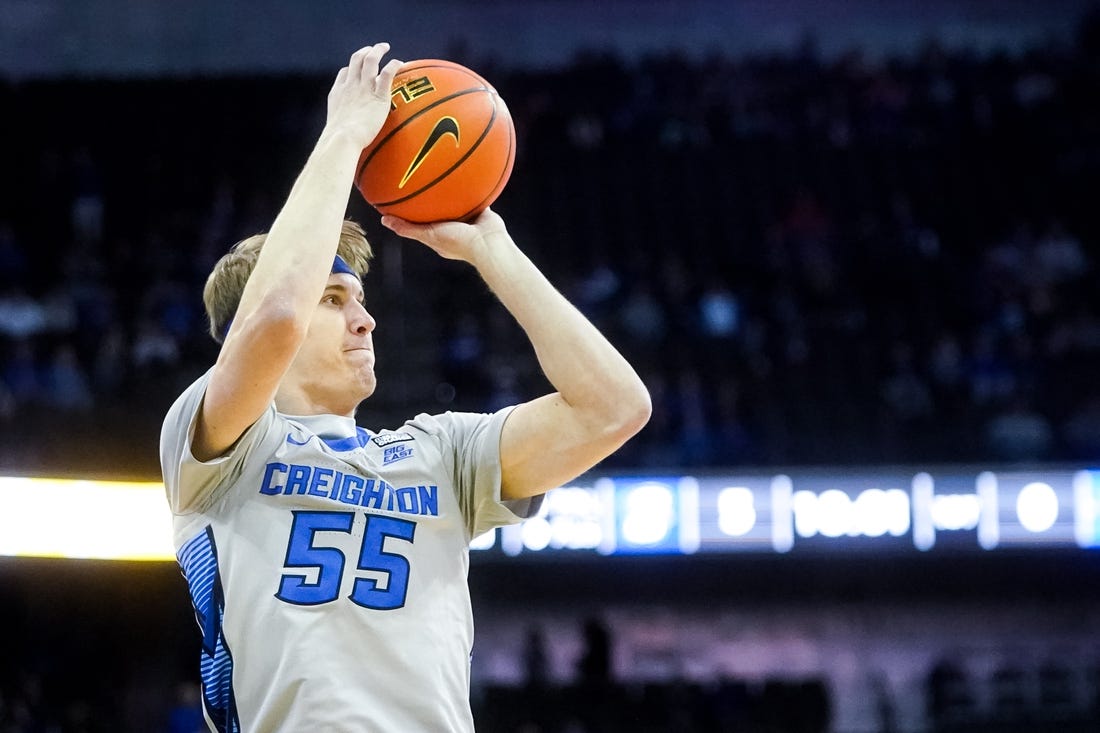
[3,1,1100,731]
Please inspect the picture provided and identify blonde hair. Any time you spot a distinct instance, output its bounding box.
[203,220,374,343]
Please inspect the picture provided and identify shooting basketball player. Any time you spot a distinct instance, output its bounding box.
[159,43,650,731]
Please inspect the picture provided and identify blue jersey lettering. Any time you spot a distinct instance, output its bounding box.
[258,462,439,516]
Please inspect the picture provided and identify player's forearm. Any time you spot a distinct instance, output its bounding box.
[474,233,651,433]
[234,130,362,326]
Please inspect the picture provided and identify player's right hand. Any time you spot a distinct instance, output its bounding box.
[381,208,511,266]
[325,43,403,150]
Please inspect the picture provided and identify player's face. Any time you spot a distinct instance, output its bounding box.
[286,273,377,413]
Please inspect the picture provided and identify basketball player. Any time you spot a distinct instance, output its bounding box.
[159,43,650,731]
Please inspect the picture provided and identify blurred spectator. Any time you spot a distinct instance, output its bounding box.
[617,282,667,346]
[576,617,612,687]
[0,287,47,340]
[70,146,105,248]
[881,341,935,423]
[0,222,28,289]
[39,283,78,336]
[967,331,1017,406]
[1033,218,1089,285]
[441,313,489,404]
[672,367,716,465]
[523,626,549,691]
[927,331,967,400]
[697,276,741,341]
[486,364,524,412]
[1062,395,1100,459]
[571,251,622,321]
[92,324,129,397]
[926,658,975,729]
[985,394,1055,461]
[130,317,180,375]
[712,375,754,464]
[0,379,14,421]
[44,344,94,412]
[3,340,42,408]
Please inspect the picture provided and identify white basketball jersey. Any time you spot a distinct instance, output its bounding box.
[160,370,540,732]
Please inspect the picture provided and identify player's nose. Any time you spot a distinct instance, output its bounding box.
[350,301,376,335]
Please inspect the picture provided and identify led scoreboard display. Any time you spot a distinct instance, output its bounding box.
[472,467,1100,557]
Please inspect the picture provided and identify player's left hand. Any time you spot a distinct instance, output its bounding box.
[326,43,403,153]
[380,208,510,264]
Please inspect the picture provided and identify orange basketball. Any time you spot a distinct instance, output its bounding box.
[355,59,516,224]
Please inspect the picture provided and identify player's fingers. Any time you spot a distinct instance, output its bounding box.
[349,42,389,83]
[380,215,443,244]
[344,49,364,83]
[344,44,375,82]
[374,58,404,98]
[380,215,416,236]
[332,65,349,88]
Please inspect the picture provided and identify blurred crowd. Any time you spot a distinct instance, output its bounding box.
[3,17,1100,479]
[4,599,1100,733]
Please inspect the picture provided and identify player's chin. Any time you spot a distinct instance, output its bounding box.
[357,370,378,400]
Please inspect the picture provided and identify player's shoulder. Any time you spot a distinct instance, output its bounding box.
[161,368,213,444]
[167,368,211,412]
[397,407,516,451]
[400,410,490,439]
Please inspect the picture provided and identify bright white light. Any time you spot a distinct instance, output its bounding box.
[817,489,852,537]
[621,482,674,545]
[678,477,700,554]
[717,487,756,537]
[0,477,174,560]
[851,488,910,537]
[550,516,602,549]
[469,529,496,550]
[1016,482,1059,533]
[541,486,604,550]
[882,489,911,536]
[547,487,602,515]
[793,487,910,540]
[793,490,819,538]
[931,494,980,531]
[521,516,553,551]
[977,471,999,550]
[912,472,935,551]
[1074,471,1096,548]
[596,478,617,555]
[771,475,794,553]
[853,489,890,537]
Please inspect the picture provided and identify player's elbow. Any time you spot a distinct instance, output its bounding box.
[234,300,310,348]
[606,379,652,442]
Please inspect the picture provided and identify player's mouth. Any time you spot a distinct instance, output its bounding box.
[343,346,373,362]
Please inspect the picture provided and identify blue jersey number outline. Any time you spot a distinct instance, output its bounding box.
[275,510,416,608]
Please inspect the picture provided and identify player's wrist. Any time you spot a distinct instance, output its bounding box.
[469,230,526,279]
[316,125,371,157]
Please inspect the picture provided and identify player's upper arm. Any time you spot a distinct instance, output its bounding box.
[161,369,285,514]
[498,391,650,501]
[191,306,305,462]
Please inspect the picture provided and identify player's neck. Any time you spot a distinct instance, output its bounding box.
[275,386,357,419]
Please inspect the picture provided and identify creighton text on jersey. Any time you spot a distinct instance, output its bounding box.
[259,462,440,517]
